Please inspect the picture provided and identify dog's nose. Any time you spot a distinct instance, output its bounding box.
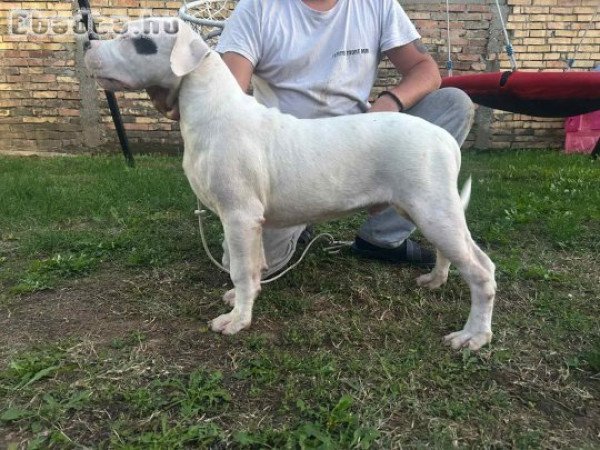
[83,40,91,52]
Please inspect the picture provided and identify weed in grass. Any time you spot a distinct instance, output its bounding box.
[10,273,54,295]
[19,229,123,257]
[514,429,544,449]
[234,396,379,449]
[581,348,600,373]
[35,253,99,277]
[122,369,230,418]
[159,370,231,416]
[0,345,69,391]
[0,344,94,448]
[522,264,564,282]
[126,245,169,268]
[111,418,224,449]
[234,354,279,386]
[10,252,100,294]
[109,331,148,351]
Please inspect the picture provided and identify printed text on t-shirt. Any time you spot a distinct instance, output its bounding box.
[332,48,370,58]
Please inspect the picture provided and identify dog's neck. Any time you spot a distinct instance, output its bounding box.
[178,52,252,126]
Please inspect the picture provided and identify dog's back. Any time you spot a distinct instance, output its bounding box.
[259,111,461,226]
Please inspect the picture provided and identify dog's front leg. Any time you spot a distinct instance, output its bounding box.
[210,211,265,335]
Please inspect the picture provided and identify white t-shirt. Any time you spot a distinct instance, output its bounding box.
[216,0,420,119]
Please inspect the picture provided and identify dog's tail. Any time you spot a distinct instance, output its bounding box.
[460,176,472,210]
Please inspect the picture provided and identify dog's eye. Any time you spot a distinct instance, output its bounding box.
[132,36,158,55]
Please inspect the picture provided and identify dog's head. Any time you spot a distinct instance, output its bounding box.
[84,18,210,92]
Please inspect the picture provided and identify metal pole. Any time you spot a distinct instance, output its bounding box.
[105,93,134,166]
[77,0,134,167]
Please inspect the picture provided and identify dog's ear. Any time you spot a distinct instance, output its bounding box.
[170,20,210,77]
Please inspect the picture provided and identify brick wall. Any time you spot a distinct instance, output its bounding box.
[1,0,599,155]
[1,0,184,155]
[1,1,80,153]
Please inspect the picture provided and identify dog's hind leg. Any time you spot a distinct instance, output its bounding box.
[406,197,496,350]
[442,237,495,350]
[211,208,265,335]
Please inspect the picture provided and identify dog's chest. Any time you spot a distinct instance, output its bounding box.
[182,152,219,211]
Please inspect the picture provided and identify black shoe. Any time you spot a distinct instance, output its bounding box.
[298,225,315,246]
[350,236,436,269]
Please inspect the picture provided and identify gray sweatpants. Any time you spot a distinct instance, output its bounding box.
[222,87,475,277]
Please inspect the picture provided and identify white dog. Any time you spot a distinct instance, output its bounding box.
[85,18,496,350]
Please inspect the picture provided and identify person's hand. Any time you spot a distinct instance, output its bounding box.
[146,86,180,121]
[368,94,402,113]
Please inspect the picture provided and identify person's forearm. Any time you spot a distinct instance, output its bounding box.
[370,45,442,114]
[388,59,441,110]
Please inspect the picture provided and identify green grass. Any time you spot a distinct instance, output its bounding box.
[0,151,598,449]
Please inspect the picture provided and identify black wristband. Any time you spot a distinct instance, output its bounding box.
[377,90,405,112]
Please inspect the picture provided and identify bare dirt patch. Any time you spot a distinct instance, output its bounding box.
[1,269,214,362]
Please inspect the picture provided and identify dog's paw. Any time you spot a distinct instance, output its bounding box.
[443,329,492,351]
[416,272,447,289]
[222,289,235,307]
[210,310,250,335]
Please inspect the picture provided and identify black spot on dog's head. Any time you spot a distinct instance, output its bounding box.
[133,36,158,55]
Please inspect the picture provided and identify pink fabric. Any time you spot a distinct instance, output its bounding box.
[564,132,600,154]
[565,111,600,132]
[564,110,600,154]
